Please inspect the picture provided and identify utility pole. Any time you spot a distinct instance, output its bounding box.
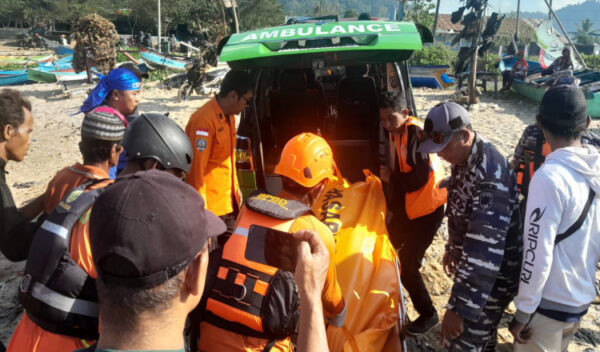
[231,0,239,33]
[549,0,552,20]
[432,0,441,44]
[157,0,161,52]
[515,0,520,43]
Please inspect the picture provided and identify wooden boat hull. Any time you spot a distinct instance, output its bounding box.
[409,65,455,89]
[138,45,190,71]
[512,69,600,119]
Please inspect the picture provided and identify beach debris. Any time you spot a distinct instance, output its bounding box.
[71,14,119,74]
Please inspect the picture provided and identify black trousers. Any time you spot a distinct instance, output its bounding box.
[387,205,444,318]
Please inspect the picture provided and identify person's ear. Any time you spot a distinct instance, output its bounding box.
[401,108,410,116]
[2,124,14,141]
[185,251,208,296]
[459,129,470,144]
[586,115,591,129]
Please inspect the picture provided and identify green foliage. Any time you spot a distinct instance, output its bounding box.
[279,0,396,18]
[583,54,600,70]
[116,50,140,63]
[408,45,456,66]
[0,63,27,70]
[343,9,359,18]
[238,0,285,31]
[147,68,175,82]
[573,18,600,45]
[404,0,435,28]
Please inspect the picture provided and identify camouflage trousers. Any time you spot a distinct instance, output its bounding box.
[445,260,521,352]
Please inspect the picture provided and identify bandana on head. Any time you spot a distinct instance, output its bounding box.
[79,68,141,114]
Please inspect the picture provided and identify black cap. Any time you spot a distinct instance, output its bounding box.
[90,169,225,289]
[539,85,588,129]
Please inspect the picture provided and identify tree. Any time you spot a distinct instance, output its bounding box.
[573,18,599,45]
[238,0,285,31]
[404,0,435,28]
[343,9,359,18]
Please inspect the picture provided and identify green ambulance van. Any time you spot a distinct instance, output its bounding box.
[219,17,432,196]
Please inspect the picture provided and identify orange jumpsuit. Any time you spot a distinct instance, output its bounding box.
[185,96,240,216]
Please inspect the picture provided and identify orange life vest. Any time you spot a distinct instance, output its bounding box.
[204,193,309,339]
[394,116,448,220]
[516,140,552,195]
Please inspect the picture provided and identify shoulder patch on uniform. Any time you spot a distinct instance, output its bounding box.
[196,138,207,151]
[480,191,494,210]
[65,189,84,204]
[246,193,310,220]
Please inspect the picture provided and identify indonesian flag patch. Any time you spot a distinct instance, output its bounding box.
[196,128,209,137]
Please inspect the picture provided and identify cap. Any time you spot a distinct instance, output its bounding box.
[81,109,126,141]
[89,169,225,289]
[119,62,149,79]
[539,85,588,129]
[418,102,470,154]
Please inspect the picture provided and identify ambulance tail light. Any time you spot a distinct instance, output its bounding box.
[236,136,254,171]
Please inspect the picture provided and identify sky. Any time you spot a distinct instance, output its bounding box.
[438,0,595,14]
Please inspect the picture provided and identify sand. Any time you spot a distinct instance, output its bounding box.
[1,83,599,351]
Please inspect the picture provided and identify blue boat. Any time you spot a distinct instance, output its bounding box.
[138,45,190,71]
[56,44,74,56]
[0,70,30,86]
[409,65,455,89]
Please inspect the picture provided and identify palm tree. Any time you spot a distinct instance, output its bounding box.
[572,18,600,45]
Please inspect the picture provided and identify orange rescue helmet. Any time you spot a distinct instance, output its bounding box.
[274,133,336,188]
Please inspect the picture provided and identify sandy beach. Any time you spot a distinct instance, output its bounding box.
[1,82,599,350]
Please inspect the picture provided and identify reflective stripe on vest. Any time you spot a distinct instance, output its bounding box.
[206,207,296,334]
[394,117,448,219]
[29,281,99,317]
[19,181,104,340]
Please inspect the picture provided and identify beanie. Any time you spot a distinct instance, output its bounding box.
[81,109,126,141]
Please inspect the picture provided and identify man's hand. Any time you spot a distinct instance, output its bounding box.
[440,309,464,347]
[509,317,533,344]
[293,230,329,300]
[442,252,458,277]
[380,165,391,183]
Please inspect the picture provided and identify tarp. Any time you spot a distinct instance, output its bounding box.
[313,170,405,352]
[536,20,582,70]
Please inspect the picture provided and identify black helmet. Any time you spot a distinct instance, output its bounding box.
[123,113,193,173]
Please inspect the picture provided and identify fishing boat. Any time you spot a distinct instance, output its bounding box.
[0,70,30,86]
[27,56,94,83]
[409,65,455,89]
[0,54,54,66]
[499,54,600,119]
[56,44,74,56]
[138,45,190,71]
[511,70,600,118]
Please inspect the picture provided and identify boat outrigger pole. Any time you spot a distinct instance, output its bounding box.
[543,0,587,68]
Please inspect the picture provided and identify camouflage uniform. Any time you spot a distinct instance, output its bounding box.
[444,134,523,352]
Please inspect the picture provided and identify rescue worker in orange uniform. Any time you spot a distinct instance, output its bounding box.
[197,133,346,351]
[377,91,447,336]
[185,70,253,238]
[8,114,194,352]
